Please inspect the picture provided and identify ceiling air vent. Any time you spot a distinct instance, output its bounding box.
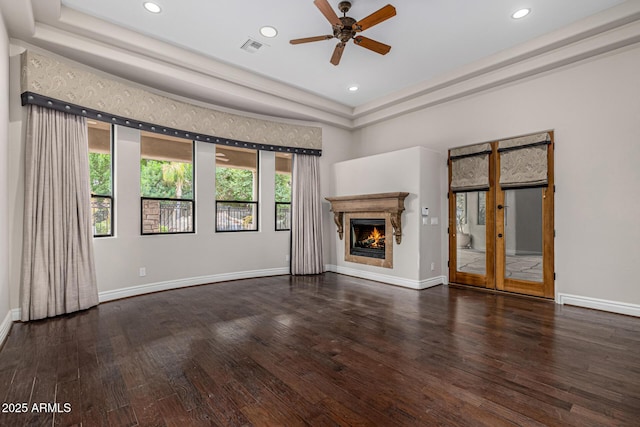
[241,38,264,53]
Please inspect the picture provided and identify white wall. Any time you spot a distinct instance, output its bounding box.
[0,8,11,340]
[317,125,357,268]
[353,44,640,307]
[329,147,444,288]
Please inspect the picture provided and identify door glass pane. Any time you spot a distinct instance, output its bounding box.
[503,188,543,282]
[456,192,486,275]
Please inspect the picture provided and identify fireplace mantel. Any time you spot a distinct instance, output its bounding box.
[325,192,409,244]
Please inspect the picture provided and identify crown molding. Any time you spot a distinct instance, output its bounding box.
[2,0,640,130]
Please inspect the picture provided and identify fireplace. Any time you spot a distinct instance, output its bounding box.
[350,219,386,259]
[325,192,409,269]
[343,212,393,268]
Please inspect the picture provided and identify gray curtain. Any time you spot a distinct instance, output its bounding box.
[450,142,491,192]
[498,132,550,188]
[21,105,99,321]
[291,154,324,275]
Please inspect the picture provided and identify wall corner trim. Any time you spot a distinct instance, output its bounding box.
[0,311,13,348]
[557,293,640,318]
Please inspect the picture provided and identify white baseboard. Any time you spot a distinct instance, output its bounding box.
[98,267,290,303]
[0,310,13,348]
[325,264,445,290]
[557,293,640,317]
[11,308,21,321]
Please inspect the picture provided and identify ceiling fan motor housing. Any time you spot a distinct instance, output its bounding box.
[335,17,357,42]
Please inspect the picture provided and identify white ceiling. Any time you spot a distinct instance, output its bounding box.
[59,0,625,107]
[2,0,639,128]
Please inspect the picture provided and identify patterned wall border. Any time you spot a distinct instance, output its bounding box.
[20,51,322,155]
[21,92,322,156]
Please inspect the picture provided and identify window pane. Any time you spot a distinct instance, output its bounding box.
[140,131,194,199]
[503,188,543,282]
[456,191,486,275]
[216,146,257,201]
[216,201,257,231]
[275,153,292,203]
[275,203,291,231]
[88,121,113,236]
[142,198,194,234]
[91,195,112,236]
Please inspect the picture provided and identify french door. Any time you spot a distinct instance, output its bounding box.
[448,132,554,298]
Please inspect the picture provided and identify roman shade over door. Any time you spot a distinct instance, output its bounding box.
[21,105,99,321]
[498,132,551,189]
[449,143,492,192]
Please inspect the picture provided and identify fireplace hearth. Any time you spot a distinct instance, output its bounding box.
[350,219,386,259]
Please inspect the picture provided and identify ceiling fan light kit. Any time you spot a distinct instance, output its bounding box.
[290,0,396,66]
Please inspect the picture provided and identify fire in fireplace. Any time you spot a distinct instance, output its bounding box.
[350,219,386,259]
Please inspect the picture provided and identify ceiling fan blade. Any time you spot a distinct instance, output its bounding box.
[330,42,346,66]
[314,0,342,27]
[290,35,334,45]
[354,4,396,32]
[354,36,391,55]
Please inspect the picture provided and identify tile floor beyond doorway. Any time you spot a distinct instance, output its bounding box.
[457,248,543,282]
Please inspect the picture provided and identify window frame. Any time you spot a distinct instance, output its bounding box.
[275,202,291,231]
[89,122,114,238]
[140,196,196,235]
[215,200,259,233]
[274,152,292,232]
[140,135,195,235]
[215,146,260,232]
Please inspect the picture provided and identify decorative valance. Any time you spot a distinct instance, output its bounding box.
[20,51,322,156]
[449,142,491,192]
[498,132,551,189]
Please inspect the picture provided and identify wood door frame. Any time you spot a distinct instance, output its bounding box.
[496,136,554,298]
[448,134,554,299]
[447,147,496,289]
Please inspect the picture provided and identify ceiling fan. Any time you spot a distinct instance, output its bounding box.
[290,0,396,66]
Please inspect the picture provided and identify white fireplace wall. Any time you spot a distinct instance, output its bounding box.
[329,146,444,289]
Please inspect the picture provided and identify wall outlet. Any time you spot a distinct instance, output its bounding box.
[139,267,146,277]
[430,262,435,271]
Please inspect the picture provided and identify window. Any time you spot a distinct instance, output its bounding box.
[88,121,113,237]
[215,145,258,231]
[275,153,292,231]
[140,131,194,234]
[456,193,467,229]
[477,192,486,225]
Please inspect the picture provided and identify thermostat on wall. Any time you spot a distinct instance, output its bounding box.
[421,207,429,216]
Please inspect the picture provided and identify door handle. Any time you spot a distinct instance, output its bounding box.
[497,204,504,209]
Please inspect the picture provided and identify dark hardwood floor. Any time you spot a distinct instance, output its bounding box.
[1,273,639,426]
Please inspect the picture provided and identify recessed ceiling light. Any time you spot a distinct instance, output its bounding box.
[348,85,359,92]
[143,2,162,14]
[512,8,531,19]
[260,26,278,38]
